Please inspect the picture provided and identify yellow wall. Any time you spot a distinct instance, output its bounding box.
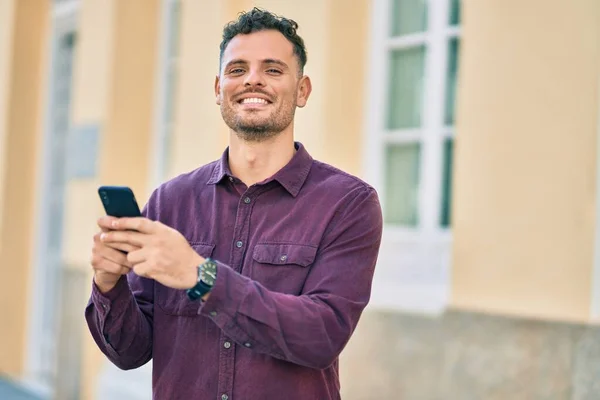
[0,0,49,377]
[322,0,369,178]
[450,0,600,322]
[168,0,231,177]
[0,0,15,255]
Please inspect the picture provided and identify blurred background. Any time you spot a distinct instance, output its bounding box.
[1,0,599,399]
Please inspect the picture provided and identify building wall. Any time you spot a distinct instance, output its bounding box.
[450,0,600,322]
[340,0,600,397]
[0,0,15,254]
[0,0,49,378]
[0,0,599,399]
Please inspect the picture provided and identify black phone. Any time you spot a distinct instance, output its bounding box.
[98,185,142,218]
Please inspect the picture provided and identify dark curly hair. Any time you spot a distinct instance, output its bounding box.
[219,8,307,75]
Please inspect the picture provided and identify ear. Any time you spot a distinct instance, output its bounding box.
[214,75,221,105]
[296,75,312,108]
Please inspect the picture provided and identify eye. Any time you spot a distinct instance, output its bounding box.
[266,69,282,75]
[228,68,245,75]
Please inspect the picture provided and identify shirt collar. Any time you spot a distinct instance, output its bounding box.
[207,141,313,198]
[206,148,232,185]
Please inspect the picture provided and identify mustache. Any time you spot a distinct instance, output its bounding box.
[234,89,273,102]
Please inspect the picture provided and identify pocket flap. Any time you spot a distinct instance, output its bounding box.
[252,243,317,267]
[191,243,216,259]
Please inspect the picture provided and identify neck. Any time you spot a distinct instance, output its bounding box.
[228,130,296,187]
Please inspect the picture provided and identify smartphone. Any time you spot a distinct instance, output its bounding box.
[98,186,142,218]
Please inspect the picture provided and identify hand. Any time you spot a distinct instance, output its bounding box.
[91,222,140,293]
[97,216,203,290]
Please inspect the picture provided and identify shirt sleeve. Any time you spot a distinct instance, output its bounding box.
[198,186,383,370]
[84,194,158,370]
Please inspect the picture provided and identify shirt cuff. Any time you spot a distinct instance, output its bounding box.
[91,275,130,318]
[198,261,248,325]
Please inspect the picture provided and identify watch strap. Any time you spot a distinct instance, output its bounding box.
[186,258,216,301]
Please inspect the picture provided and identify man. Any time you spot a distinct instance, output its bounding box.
[86,8,383,400]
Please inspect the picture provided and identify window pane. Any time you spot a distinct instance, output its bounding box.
[390,0,428,36]
[164,65,178,124]
[163,123,174,177]
[168,0,182,58]
[385,143,421,226]
[387,46,426,130]
[440,138,454,227]
[449,0,461,25]
[445,38,460,125]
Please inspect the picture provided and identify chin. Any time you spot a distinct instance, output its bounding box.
[236,124,271,134]
[237,115,270,126]
[235,129,279,142]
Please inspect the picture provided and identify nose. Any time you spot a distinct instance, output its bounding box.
[243,68,265,87]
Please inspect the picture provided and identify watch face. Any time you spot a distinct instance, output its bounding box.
[200,259,217,286]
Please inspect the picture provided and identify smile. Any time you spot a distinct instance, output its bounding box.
[239,97,270,105]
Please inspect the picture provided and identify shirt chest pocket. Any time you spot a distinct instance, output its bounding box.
[250,243,318,295]
[155,243,215,317]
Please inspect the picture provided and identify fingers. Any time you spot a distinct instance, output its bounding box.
[99,216,158,234]
[93,243,131,268]
[97,216,119,231]
[93,232,139,254]
[92,233,134,273]
[100,230,146,247]
[127,247,147,265]
[91,250,131,275]
[105,241,139,254]
[132,262,151,278]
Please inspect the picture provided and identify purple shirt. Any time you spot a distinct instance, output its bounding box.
[85,142,383,400]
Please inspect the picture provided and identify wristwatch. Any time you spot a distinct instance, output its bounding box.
[186,258,218,301]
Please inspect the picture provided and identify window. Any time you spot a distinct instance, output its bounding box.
[151,0,182,185]
[383,0,460,229]
[365,0,461,311]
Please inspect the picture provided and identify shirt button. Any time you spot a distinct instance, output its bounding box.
[228,177,234,182]
[243,196,251,204]
[280,255,287,262]
[102,304,108,310]
[244,342,252,348]
[224,341,231,349]
[236,240,243,248]
[210,311,217,317]
[221,395,229,400]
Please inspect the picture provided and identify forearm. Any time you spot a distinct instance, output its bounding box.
[85,275,153,370]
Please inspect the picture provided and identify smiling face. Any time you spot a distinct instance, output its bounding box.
[215,29,311,142]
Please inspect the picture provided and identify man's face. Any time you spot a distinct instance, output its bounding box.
[215,30,311,142]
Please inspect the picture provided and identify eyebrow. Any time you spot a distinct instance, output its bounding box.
[263,59,289,69]
[224,58,289,70]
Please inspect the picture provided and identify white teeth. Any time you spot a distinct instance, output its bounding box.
[241,97,268,104]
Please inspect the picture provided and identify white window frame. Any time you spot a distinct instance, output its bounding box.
[363,0,460,313]
[24,0,80,396]
[149,0,181,189]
